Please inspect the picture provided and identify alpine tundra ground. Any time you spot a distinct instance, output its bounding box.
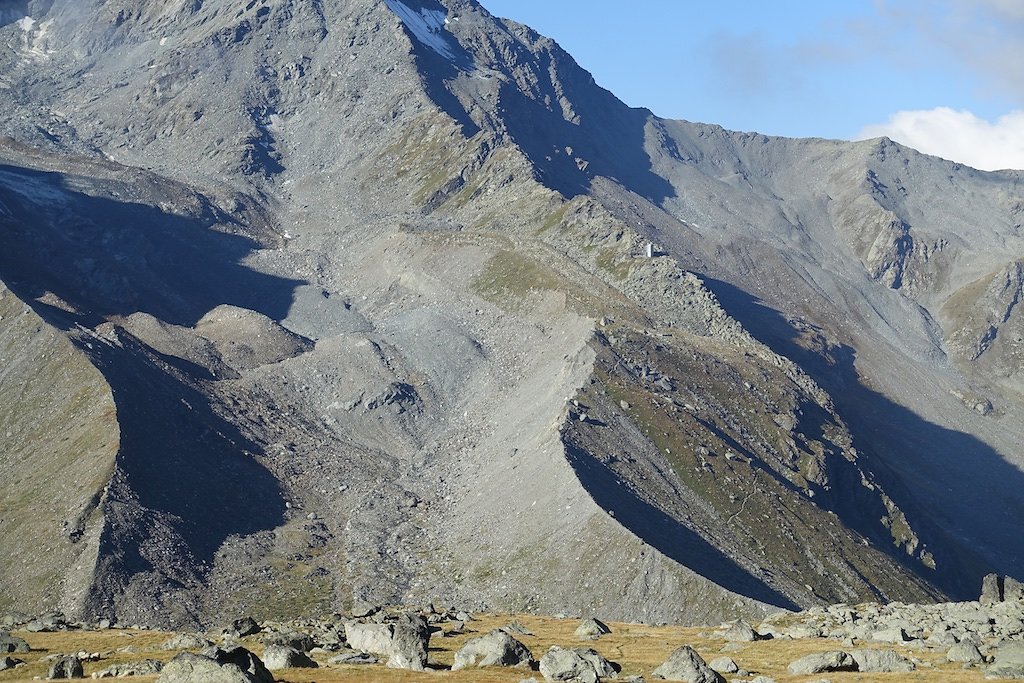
[0,611,998,683]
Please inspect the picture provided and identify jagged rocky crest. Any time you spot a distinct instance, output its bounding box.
[0,0,1022,628]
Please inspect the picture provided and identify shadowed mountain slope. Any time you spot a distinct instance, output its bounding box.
[0,0,1021,627]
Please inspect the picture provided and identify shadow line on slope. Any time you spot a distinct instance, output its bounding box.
[0,162,303,327]
[564,439,800,610]
[0,160,298,621]
[86,329,287,619]
[699,275,1018,599]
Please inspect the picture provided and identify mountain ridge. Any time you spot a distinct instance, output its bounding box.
[0,0,1020,628]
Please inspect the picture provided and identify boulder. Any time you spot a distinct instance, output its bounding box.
[575,618,612,641]
[27,612,67,632]
[541,646,594,683]
[46,655,83,679]
[345,622,394,654]
[787,651,857,675]
[989,642,1024,679]
[345,614,430,670]
[0,633,29,653]
[261,629,313,653]
[721,620,758,642]
[92,660,164,678]
[386,613,430,671]
[651,645,723,682]
[452,629,534,670]
[925,630,958,646]
[869,627,908,644]
[227,617,261,638]
[157,648,273,683]
[261,644,318,670]
[982,573,1004,604]
[1006,577,1024,602]
[160,633,213,650]
[946,642,984,664]
[707,656,738,673]
[0,656,24,671]
[504,621,535,636]
[574,649,618,679]
[850,649,914,672]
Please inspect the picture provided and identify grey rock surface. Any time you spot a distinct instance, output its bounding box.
[157,648,272,683]
[452,629,534,670]
[651,645,723,682]
[92,660,164,678]
[983,574,1005,604]
[46,655,83,679]
[990,643,1024,679]
[575,618,612,640]
[160,634,213,651]
[0,633,29,653]
[850,649,914,673]
[707,656,738,673]
[226,617,261,638]
[946,642,984,664]
[261,644,318,670]
[345,613,429,671]
[0,656,23,672]
[539,645,614,683]
[720,621,758,642]
[786,651,856,675]
[0,0,1022,631]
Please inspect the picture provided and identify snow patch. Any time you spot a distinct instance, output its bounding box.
[17,16,35,31]
[384,0,458,61]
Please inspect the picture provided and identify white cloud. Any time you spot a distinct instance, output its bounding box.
[857,107,1024,171]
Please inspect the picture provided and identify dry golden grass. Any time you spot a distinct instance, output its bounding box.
[0,613,991,682]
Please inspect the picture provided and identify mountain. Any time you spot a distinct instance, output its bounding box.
[0,0,1021,629]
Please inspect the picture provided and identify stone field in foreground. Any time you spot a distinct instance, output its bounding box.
[1,596,1021,682]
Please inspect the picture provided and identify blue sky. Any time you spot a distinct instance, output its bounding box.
[478,0,1024,170]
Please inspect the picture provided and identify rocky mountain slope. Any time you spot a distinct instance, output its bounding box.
[0,0,1021,628]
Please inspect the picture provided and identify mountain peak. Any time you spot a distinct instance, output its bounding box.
[0,0,1022,629]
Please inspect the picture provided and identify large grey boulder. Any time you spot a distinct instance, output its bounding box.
[850,649,914,672]
[721,620,758,642]
[386,613,430,671]
[983,573,1005,604]
[575,618,612,640]
[947,642,984,664]
[92,660,164,678]
[539,646,618,682]
[160,633,213,650]
[46,655,83,679]
[0,633,29,653]
[452,629,534,670]
[926,630,958,646]
[1006,577,1024,602]
[989,642,1024,679]
[261,644,318,670]
[227,617,261,638]
[707,656,738,674]
[261,629,313,653]
[574,649,618,679]
[344,622,394,654]
[869,627,908,644]
[157,647,273,683]
[787,651,857,675]
[651,645,723,682]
